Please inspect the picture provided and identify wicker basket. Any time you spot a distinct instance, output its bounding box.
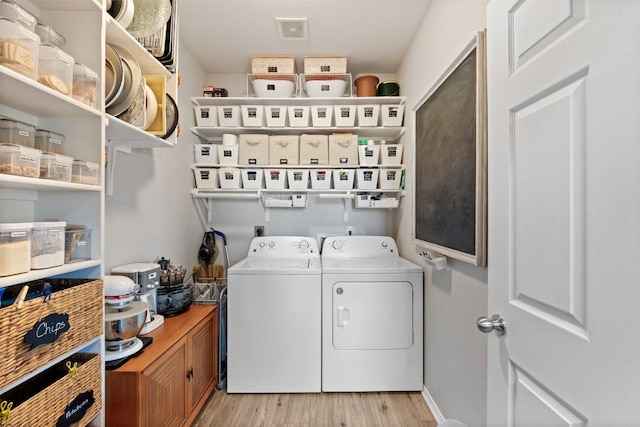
[0,279,103,390]
[303,56,347,74]
[1,353,102,426]
[251,55,297,74]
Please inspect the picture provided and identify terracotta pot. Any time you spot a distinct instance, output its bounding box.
[354,75,379,97]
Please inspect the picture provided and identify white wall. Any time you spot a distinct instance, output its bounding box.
[395,1,489,425]
[104,42,207,272]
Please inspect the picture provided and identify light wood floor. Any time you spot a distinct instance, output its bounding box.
[193,389,438,427]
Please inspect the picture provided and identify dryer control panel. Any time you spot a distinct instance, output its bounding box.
[247,236,319,257]
[322,236,398,257]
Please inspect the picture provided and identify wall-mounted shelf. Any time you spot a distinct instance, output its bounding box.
[192,96,406,106]
[191,126,404,142]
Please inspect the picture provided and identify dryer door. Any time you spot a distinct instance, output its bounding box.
[332,281,413,350]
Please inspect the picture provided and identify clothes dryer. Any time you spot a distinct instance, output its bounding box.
[321,236,423,391]
[227,236,321,393]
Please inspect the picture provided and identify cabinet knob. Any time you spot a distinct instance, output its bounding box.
[186,367,194,380]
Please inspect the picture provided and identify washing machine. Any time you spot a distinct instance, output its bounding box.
[227,236,321,393]
[321,235,423,391]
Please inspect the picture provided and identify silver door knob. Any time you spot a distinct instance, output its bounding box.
[476,314,506,336]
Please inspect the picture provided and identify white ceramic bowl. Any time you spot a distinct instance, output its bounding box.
[252,79,295,98]
[304,79,347,97]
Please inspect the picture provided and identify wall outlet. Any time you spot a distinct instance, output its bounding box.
[254,225,265,237]
[346,226,354,236]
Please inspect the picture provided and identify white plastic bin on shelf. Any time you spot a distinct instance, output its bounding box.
[334,105,356,127]
[356,169,379,190]
[299,134,328,165]
[287,169,309,190]
[217,144,239,165]
[332,169,355,190]
[264,169,287,189]
[329,134,358,165]
[269,135,299,165]
[287,106,310,127]
[380,144,404,165]
[217,105,241,127]
[193,167,218,189]
[356,104,380,127]
[239,134,269,165]
[241,169,264,189]
[310,169,332,189]
[265,106,287,127]
[219,168,241,189]
[381,104,405,127]
[310,106,333,127]
[241,105,266,127]
[379,168,402,189]
[194,144,219,164]
[194,106,218,127]
[0,222,32,276]
[358,144,380,166]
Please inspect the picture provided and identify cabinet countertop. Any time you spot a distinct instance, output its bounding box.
[110,304,216,373]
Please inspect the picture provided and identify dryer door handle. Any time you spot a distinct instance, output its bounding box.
[337,306,350,326]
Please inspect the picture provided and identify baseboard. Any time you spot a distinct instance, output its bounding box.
[421,385,445,423]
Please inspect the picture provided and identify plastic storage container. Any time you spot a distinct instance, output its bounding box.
[357,104,380,127]
[0,143,41,177]
[218,168,241,189]
[194,144,219,164]
[194,105,218,127]
[0,17,39,79]
[31,221,66,269]
[310,105,333,127]
[193,166,218,189]
[0,222,32,276]
[64,225,91,263]
[0,119,35,147]
[71,159,99,185]
[380,104,405,127]
[310,169,332,189]
[34,129,64,154]
[35,23,65,47]
[264,168,287,189]
[287,169,309,190]
[241,105,266,127]
[241,169,264,189]
[356,169,380,190]
[287,106,310,127]
[217,105,241,127]
[334,105,356,127]
[37,44,74,96]
[0,1,36,31]
[72,63,98,107]
[265,106,287,127]
[380,144,404,165]
[358,144,380,166]
[40,152,72,181]
[217,144,239,165]
[379,168,403,189]
[332,169,355,190]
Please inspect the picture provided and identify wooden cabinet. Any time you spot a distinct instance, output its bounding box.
[105,305,218,427]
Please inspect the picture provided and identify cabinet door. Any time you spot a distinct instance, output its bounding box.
[188,313,217,410]
[145,339,188,427]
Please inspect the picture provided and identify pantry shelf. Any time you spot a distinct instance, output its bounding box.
[192,96,406,106]
[0,259,102,288]
[191,126,405,142]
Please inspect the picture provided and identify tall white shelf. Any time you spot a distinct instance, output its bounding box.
[0,0,177,425]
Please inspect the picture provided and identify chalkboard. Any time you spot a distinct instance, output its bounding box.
[413,32,487,267]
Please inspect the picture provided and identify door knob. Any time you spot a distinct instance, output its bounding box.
[476,314,506,336]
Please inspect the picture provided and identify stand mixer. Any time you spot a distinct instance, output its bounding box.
[111,262,164,334]
[104,275,148,362]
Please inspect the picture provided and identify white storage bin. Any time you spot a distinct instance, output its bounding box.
[291,193,307,207]
[264,168,287,189]
[269,135,299,165]
[287,106,310,127]
[0,222,32,276]
[265,106,287,127]
[299,134,328,165]
[358,144,380,166]
[381,104,405,127]
[332,169,355,190]
[217,144,239,165]
[329,134,358,165]
[355,193,372,208]
[241,169,264,189]
[380,144,404,165]
[310,106,333,127]
[239,134,269,165]
[287,169,309,190]
[194,144,219,164]
[218,168,241,189]
[357,104,380,127]
[356,169,379,190]
[217,105,241,127]
[334,105,356,127]
[309,169,332,190]
[194,106,218,127]
[379,168,403,189]
[193,166,218,189]
[31,221,66,269]
[241,105,266,127]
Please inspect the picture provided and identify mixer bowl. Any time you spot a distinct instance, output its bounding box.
[104,300,147,341]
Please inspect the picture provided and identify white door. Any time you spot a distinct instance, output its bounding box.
[486,1,640,425]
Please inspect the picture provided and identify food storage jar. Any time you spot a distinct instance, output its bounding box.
[0,222,32,276]
[0,0,36,31]
[35,23,65,47]
[0,143,41,177]
[72,63,98,107]
[0,119,35,147]
[31,221,66,269]
[0,17,39,79]
[38,44,74,96]
[64,225,91,263]
[71,159,99,185]
[40,152,72,181]
[34,129,64,153]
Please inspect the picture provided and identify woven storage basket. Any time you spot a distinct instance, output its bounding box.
[0,279,102,390]
[1,353,102,426]
[251,55,296,74]
[303,56,347,74]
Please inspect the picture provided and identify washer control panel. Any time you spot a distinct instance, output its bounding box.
[249,236,319,257]
[321,236,398,257]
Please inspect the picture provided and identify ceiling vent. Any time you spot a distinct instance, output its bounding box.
[276,18,308,40]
